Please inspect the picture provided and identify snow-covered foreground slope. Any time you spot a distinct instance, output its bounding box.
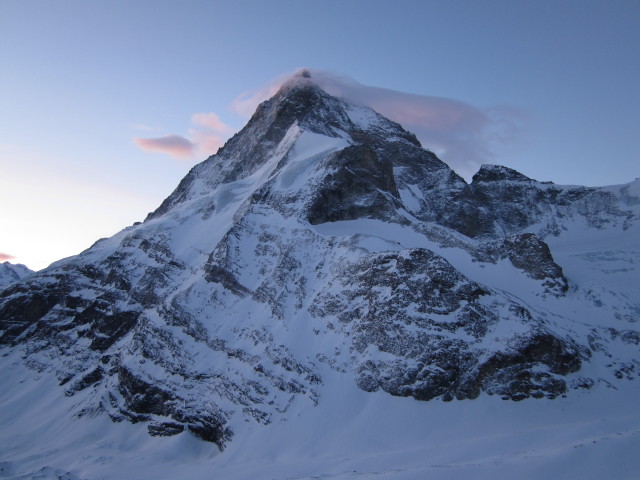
[2,355,639,480]
[1,70,639,479]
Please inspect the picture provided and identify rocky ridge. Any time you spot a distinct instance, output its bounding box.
[0,262,33,289]
[1,71,639,450]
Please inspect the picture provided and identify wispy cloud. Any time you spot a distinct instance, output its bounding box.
[322,71,529,179]
[134,69,525,177]
[134,113,236,161]
[188,112,236,158]
[191,112,235,135]
[133,135,195,160]
[229,74,289,117]
[228,69,527,180]
[0,253,16,262]
[131,123,156,132]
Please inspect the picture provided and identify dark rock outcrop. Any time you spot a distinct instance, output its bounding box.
[307,145,402,224]
[470,164,634,237]
[310,247,583,401]
[503,233,569,295]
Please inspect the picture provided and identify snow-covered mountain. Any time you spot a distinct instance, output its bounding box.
[0,261,33,289]
[1,70,639,479]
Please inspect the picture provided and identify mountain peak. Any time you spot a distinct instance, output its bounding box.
[262,69,328,110]
[147,72,423,220]
[280,68,313,87]
[2,74,640,474]
[276,68,320,92]
[472,164,534,183]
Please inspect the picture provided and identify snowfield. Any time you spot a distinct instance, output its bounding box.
[1,356,639,479]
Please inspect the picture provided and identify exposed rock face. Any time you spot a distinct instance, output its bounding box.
[310,248,582,401]
[502,233,568,295]
[147,73,420,222]
[470,164,635,237]
[307,145,402,224]
[1,71,639,449]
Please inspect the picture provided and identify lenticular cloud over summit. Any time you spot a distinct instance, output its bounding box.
[134,69,524,177]
[233,69,525,179]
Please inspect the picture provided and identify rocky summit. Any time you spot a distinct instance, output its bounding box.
[1,71,639,458]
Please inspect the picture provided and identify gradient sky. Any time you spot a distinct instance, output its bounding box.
[1,0,639,270]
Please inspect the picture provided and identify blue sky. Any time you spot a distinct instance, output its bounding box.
[1,0,639,270]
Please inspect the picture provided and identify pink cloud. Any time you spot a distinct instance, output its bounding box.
[0,252,16,262]
[189,112,236,158]
[189,129,226,158]
[229,72,292,117]
[191,112,235,136]
[133,70,525,176]
[133,135,195,160]
[307,70,527,180]
[133,113,236,161]
[229,69,527,180]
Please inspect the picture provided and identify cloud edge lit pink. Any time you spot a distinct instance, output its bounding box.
[133,112,237,161]
[133,70,526,179]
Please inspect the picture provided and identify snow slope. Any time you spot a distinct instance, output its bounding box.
[1,70,639,479]
[1,355,639,479]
